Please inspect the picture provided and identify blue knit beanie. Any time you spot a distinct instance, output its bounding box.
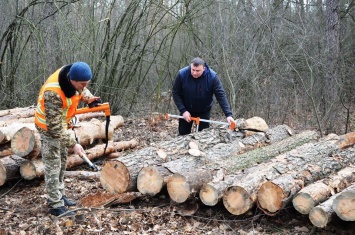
[69,62,92,81]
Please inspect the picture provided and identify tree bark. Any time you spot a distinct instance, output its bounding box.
[308,193,337,228]
[64,170,100,181]
[20,140,138,180]
[292,166,355,214]
[332,183,355,221]
[0,106,35,119]
[0,155,27,186]
[200,174,241,206]
[66,140,138,169]
[199,130,318,209]
[165,158,213,203]
[223,130,319,171]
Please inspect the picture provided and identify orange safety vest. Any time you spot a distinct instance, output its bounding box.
[35,68,82,130]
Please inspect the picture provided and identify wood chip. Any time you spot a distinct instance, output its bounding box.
[188,149,200,156]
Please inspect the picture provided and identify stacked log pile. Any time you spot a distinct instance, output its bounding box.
[0,106,138,185]
[1,106,355,228]
[94,124,355,227]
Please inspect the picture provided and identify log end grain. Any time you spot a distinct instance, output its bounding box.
[309,207,330,228]
[333,191,355,221]
[167,173,190,203]
[11,127,35,157]
[199,184,218,206]
[292,192,315,215]
[223,186,252,215]
[100,160,130,194]
[257,181,284,214]
[20,161,37,180]
[137,166,163,196]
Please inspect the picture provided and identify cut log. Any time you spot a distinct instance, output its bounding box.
[162,156,214,203]
[309,183,355,227]
[137,165,172,196]
[292,166,355,215]
[100,159,131,194]
[11,117,127,158]
[235,116,269,132]
[292,182,331,215]
[167,169,213,203]
[223,134,354,216]
[335,132,355,149]
[0,106,35,118]
[309,193,337,228]
[0,155,27,186]
[332,183,355,221]
[256,143,355,216]
[136,166,164,196]
[0,123,38,145]
[0,143,14,157]
[76,112,105,121]
[200,174,241,207]
[73,118,114,145]
[103,126,290,198]
[199,130,317,209]
[67,140,138,169]
[20,159,45,180]
[0,117,34,127]
[223,130,319,172]
[11,126,41,158]
[64,170,100,180]
[20,140,138,180]
[257,174,304,215]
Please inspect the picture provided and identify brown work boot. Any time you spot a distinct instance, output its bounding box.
[49,206,75,217]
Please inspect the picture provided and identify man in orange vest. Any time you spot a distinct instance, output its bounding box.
[35,62,100,216]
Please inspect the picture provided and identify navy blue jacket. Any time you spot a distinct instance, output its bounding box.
[172,64,233,117]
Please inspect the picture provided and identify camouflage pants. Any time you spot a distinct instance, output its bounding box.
[41,134,68,208]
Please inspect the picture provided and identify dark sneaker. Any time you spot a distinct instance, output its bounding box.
[62,196,76,206]
[49,206,75,217]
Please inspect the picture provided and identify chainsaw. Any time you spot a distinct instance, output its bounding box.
[73,100,111,171]
[165,113,235,132]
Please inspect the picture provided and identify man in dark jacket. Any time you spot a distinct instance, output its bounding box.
[172,57,235,135]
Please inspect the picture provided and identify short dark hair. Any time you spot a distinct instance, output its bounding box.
[191,57,205,66]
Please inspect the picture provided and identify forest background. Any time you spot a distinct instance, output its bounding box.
[0,0,354,136]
